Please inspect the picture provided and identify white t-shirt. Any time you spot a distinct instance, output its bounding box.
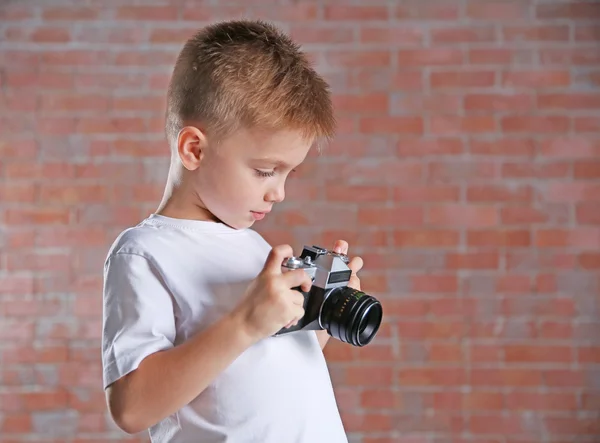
[101,214,348,443]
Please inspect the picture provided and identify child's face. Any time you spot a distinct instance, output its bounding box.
[193,126,312,229]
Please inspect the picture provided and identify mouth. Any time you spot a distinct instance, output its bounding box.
[250,210,270,221]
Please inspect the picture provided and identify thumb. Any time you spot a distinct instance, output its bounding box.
[262,244,294,275]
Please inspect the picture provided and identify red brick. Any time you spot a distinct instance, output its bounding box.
[501,207,549,225]
[471,369,543,387]
[470,415,529,435]
[326,51,390,68]
[411,275,458,293]
[341,413,393,433]
[359,116,423,134]
[332,94,389,114]
[394,230,460,247]
[428,343,463,362]
[578,347,600,364]
[543,369,586,388]
[469,138,536,156]
[574,161,600,179]
[30,27,71,43]
[398,49,464,66]
[446,252,499,269]
[398,367,466,386]
[291,26,354,44]
[42,7,98,20]
[465,93,534,111]
[324,6,389,20]
[538,321,573,340]
[384,298,428,317]
[345,366,393,386]
[536,2,600,19]
[467,230,531,247]
[431,116,496,134]
[502,70,570,87]
[399,320,466,339]
[467,0,530,20]
[359,27,423,45]
[502,116,570,133]
[582,393,600,410]
[575,25,600,42]
[469,48,534,64]
[360,389,396,409]
[543,417,600,436]
[428,205,497,227]
[579,252,600,269]
[396,2,460,20]
[394,184,460,202]
[431,70,495,88]
[576,116,600,132]
[464,392,504,410]
[39,93,110,112]
[149,28,200,44]
[503,25,570,42]
[467,185,533,202]
[0,413,31,432]
[352,70,423,91]
[540,137,600,157]
[502,161,570,179]
[393,93,462,114]
[431,26,496,44]
[358,206,424,226]
[545,183,600,202]
[326,185,388,202]
[539,93,600,110]
[505,345,572,363]
[116,6,178,20]
[577,203,600,224]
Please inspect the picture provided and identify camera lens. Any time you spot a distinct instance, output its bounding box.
[320,287,383,347]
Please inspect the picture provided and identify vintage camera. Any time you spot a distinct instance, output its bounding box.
[274,245,383,347]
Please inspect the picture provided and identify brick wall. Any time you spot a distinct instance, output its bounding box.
[1,0,599,441]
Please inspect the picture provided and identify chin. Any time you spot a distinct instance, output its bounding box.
[221,215,254,230]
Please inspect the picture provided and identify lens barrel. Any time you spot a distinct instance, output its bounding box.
[320,287,383,347]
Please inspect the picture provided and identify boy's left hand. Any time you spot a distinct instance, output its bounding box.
[332,240,363,291]
[317,239,364,350]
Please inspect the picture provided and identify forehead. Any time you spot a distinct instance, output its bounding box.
[223,126,313,164]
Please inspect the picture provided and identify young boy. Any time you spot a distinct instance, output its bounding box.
[101,19,364,442]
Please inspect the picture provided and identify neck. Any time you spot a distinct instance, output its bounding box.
[155,162,218,222]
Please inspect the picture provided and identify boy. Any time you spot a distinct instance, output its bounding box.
[101,19,363,442]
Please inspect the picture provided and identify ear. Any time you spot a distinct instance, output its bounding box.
[177,125,207,171]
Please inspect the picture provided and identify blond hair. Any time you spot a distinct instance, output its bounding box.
[166,19,335,149]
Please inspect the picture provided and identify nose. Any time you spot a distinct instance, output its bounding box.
[265,180,285,203]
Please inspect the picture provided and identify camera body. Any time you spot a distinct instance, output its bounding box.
[274,245,383,347]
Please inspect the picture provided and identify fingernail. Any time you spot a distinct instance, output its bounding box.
[334,247,341,253]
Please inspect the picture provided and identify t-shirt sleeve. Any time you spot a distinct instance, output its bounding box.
[102,252,176,390]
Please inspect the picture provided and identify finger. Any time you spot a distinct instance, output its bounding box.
[347,256,364,274]
[348,275,361,291]
[290,292,305,307]
[292,306,305,321]
[262,244,294,275]
[333,239,349,255]
[282,268,312,290]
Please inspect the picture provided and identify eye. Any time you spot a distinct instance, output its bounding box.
[255,169,275,178]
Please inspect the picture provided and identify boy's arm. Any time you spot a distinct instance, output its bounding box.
[104,245,310,435]
[106,310,254,434]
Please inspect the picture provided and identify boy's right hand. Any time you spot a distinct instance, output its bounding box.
[232,245,312,343]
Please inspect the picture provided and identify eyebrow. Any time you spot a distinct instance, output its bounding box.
[252,158,294,169]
